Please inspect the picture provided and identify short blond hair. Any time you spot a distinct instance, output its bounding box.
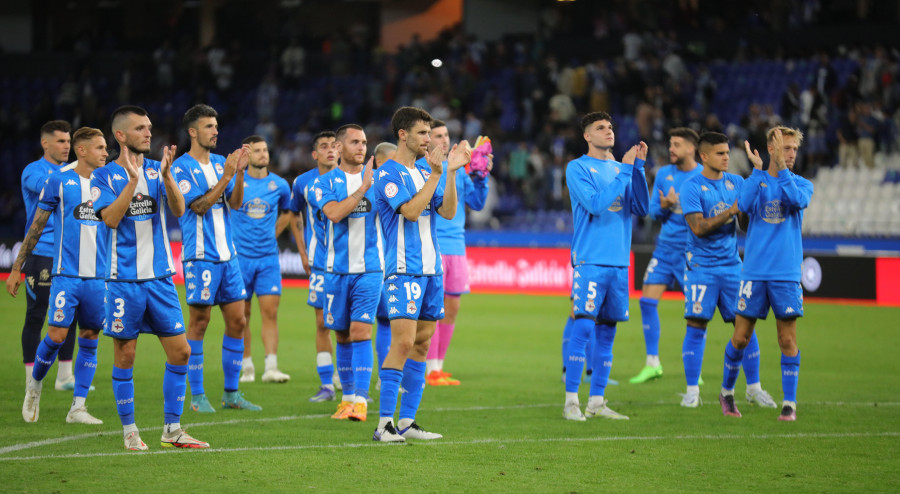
[766,126,804,146]
[72,127,104,146]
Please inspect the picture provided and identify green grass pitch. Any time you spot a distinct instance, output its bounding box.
[1,288,898,492]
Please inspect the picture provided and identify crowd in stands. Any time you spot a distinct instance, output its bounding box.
[1,0,899,238]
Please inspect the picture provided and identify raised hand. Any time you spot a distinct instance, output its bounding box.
[729,200,740,216]
[447,140,472,172]
[426,144,444,176]
[622,144,639,165]
[122,151,142,180]
[223,148,240,177]
[661,186,678,209]
[362,156,374,189]
[770,128,786,171]
[159,145,178,177]
[744,141,763,170]
[236,145,250,172]
[636,141,648,161]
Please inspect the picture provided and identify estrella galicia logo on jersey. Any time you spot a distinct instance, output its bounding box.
[246,198,269,219]
[126,193,158,217]
[73,201,101,222]
[91,186,101,201]
[145,168,159,180]
[351,197,372,215]
[709,201,732,223]
[608,195,623,212]
[761,199,786,224]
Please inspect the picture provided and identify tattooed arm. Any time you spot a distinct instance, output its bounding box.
[6,209,51,297]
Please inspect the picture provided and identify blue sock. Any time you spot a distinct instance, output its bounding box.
[781,351,800,403]
[32,335,62,382]
[722,341,744,391]
[112,366,135,426]
[585,326,595,375]
[222,335,244,393]
[73,337,98,398]
[682,326,707,387]
[163,362,188,424]
[336,342,355,397]
[742,332,761,386]
[639,297,661,357]
[378,368,403,419]
[352,340,374,400]
[187,339,205,396]
[375,319,391,371]
[589,323,616,397]
[561,316,574,371]
[316,360,334,387]
[399,359,426,422]
[565,318,593,392]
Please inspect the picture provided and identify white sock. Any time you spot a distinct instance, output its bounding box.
[265,354,278,371]
[426,359,439,374]
[242,357,254,369]
[437,359,444,371]
[686,385,700,395]
[397,418,414,430]
[565,392,579,405]
[57,360,73,381]
[783,400,797,410]
[316,352,333,366]
[721,388,735,397]
[342,394,356,403]
[123,423,138,436]
[646,355,660,367]
[323,384,335,391]
[378,416,392,429]
[27,375,43,392]
[746,382,762,394]
[354,395,368,404]
[587,395,605,409]
[25,364,34,384]
[164,422,181,434]
[71,396,86,410]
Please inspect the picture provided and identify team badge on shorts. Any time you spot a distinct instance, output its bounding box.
[326,313,334,325]
[309,291,317,302]
[201,287,211,301]
[693,302,703,314]
[407,300,417,315]
[111,318,124,334]
[738,298,747,311]
[54,308,65,323]
[585,298,595,312]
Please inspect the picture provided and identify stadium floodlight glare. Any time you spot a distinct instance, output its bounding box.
[431,58,443,68]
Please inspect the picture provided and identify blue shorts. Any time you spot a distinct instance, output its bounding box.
[384,274,444,321]
[571,265,629,323]
[47,276,105,330]
[736,280,804,320]
[184,259,247,306]
[683,263,741,322]
[307,268,325,309]
[643,246,686,290]
[323,272,383,330]
[103,277,186,340]
[377,285,390,321]
[239,254,282,298]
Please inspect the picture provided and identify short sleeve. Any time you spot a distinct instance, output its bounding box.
[90,166,118,215]
[37,173,61,212]
[289,177,306,214]
[377,165,413,213]
[278,179,292,211]
[680,180,703,216]
[172,161,204,206]
[316,173,339,208]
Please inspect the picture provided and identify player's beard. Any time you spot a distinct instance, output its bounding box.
[250,163,267,170]
[200,139,217,151]
[126,142,150,155]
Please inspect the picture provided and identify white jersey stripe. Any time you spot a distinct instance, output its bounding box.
[109,228,118,279]
[396,215,406,273]
[211,206,230,261]
[195,214,205,259]
[418,214,436,274]
[160,201,175,274]
[134,172,154,279]
[55,181,66,274]
[375,213,384,271]
[325,222,335,272]
[77,177,96,277]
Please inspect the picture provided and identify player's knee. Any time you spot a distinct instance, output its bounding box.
[47,329,68,344]
[170,342,191,365]
[391,337,414,357]
[686,318,707,330]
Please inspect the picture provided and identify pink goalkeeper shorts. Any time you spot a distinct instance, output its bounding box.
[441,254,470,295]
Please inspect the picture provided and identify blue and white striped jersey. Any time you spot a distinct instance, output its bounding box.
[566,155,650,267]
[289,168,328,271]
[38,167,107,278]
[22,157,64,258]
[375,159,445,276]
[233,172,291,259]
[681,172,744,268]
[172,153,237,262]
[315,168,383,274]
[91,159,177,281]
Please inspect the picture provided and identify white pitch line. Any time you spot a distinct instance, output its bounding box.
[2,401,897,457]
[1,431,897,462]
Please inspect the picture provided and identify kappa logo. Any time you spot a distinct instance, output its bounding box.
[241,289,247,296]
[573,271,581,278]
[387,284,398,292]
[785,307,795,314]
[387,275,397,281]
[187,283,196,290]
[175,322,183,330]
[379,170,389,178]
[186,262,193,268]
[271,286,278,292]
[389,307,400,315]
[573,294,580,301]
[192,168,203,174]
[362,313,371,320]
[590,167,598,173]
[172,166,182,174]
[66,179,77,186]
[760,182,768,188]
[186,272,195,279]
[666,175,674,181]
[701,185,709,192]
[112,174,125,181]
[334,177,344,184]
[573,282,580,290]
[388,295,398,303]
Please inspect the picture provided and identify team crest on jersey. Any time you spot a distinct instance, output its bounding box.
[314,188,323,202]
[692,302,703,314]
[268,180,277,191]
[421,169,431,179]
[309,291,317,302]
[40,269,50,281]
[590,167,598,173]
[91,186,101,201]
[613,166,620,174]
[666,175,674,181]
[111,318,124,334]
[738,298,747,311]
[326,313,334,325]
[406,300,417,315]
[384,182,399,199]
[761,200,786,224]
[725,180,734,191]
[200,287,211,301]
[585,298,595,312]
[215,164,224,175]
[179,180,191,194]
[53,308,65,323]
[146,168,159,180]
[608,196,623,212]
[126,193,158,217]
